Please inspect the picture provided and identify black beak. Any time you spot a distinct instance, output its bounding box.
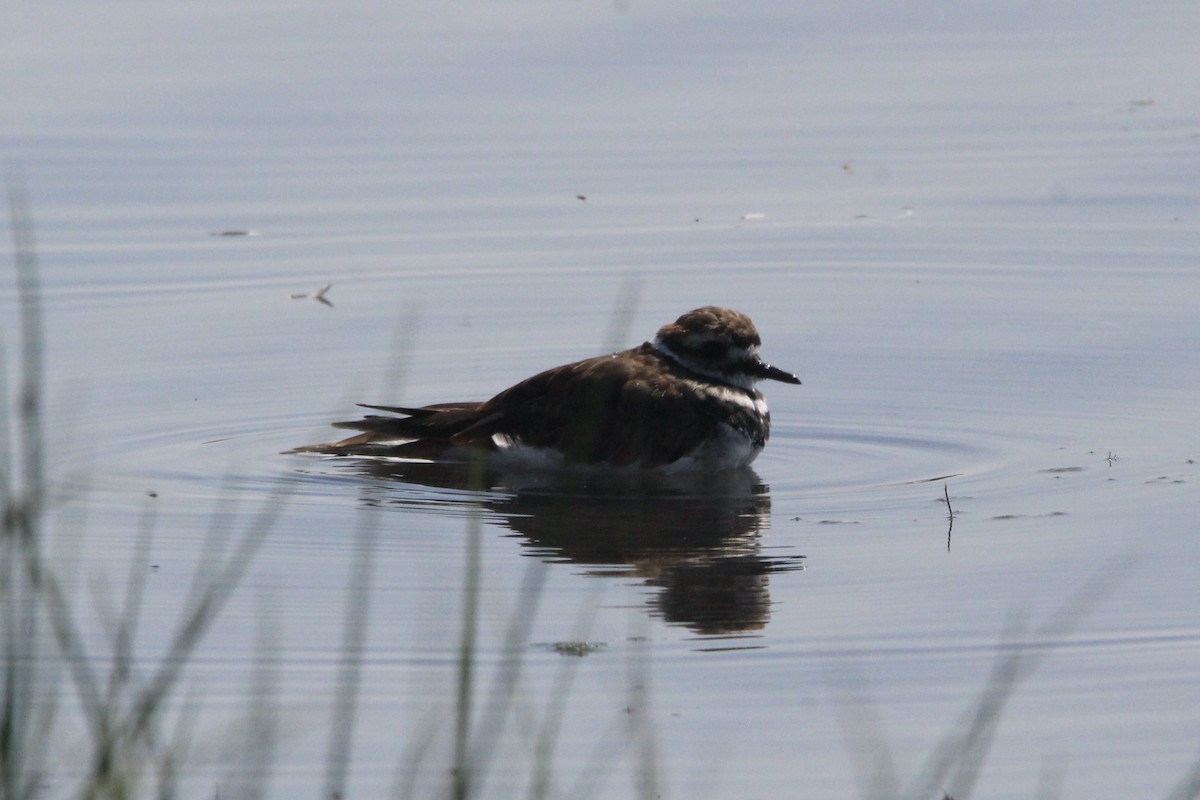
[747,357,801,385]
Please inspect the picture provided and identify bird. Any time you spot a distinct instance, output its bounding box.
[300,306,800,471]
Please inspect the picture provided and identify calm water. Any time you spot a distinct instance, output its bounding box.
[4,3,1199,798]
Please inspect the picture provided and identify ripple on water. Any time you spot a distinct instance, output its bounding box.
[759,417,1006,503]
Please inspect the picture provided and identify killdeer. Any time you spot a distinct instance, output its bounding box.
[303,306,799,470]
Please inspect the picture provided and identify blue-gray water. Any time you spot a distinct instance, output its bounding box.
[3,3,1199,797]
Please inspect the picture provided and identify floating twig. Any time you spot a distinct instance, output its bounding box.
[289,283,333,308]
[944,483,955,552]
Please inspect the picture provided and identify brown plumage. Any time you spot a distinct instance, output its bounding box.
[299,307,799,470]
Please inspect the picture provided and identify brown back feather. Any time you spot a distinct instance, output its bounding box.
[447,344,723,467]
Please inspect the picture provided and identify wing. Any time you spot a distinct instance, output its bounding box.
[297,345,734,467]
[454,347,724,467]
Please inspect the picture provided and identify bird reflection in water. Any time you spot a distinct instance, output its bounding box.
[338,458,805,637]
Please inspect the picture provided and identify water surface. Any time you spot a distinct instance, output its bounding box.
[3,2,1199,798]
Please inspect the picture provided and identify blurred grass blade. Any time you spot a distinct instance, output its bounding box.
[323,501,380,798]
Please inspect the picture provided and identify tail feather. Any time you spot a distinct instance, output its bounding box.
[290,434,457,459]
[305,401,490,456]
[357,402,477,414]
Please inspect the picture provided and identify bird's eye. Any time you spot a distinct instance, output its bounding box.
[700,341,726,361]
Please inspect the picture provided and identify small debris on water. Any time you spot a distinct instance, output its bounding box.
[545,641,606,657]
[289,283,333,308]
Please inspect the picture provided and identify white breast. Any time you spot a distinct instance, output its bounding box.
[662,422,762,472]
